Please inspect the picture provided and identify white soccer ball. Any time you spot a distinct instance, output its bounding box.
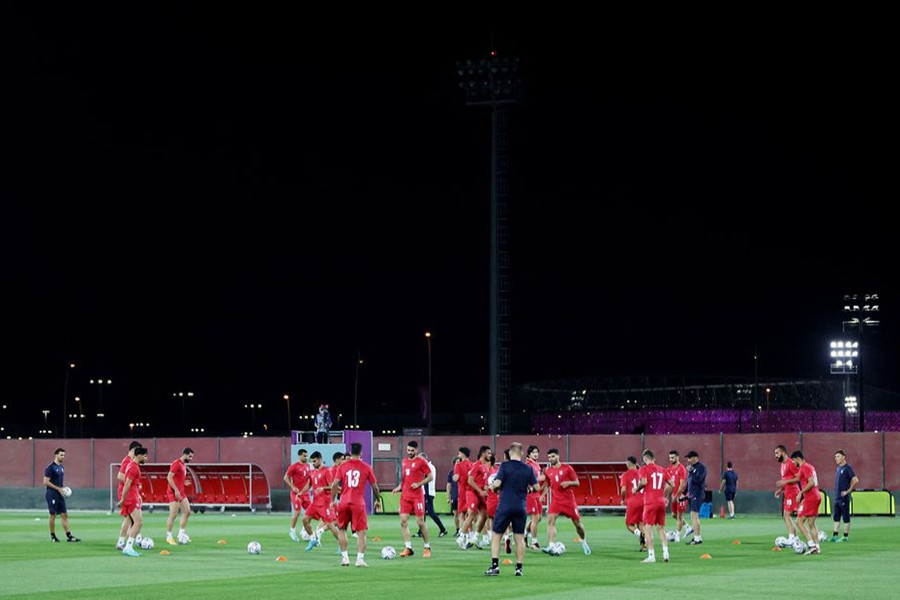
[666,531,677,542]
[552,542,566,555]
[774,536,790,548]
[817,531,828,543]
[177,532,191,545]
[487,473,497,487]
[62,486,72,497]
[140,537,155,550]
[300,530,311,541]
[247,541,262,554]
[381,546,397,560]
[792,540,807,555]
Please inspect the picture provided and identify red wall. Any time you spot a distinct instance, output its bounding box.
[2,433,896,493]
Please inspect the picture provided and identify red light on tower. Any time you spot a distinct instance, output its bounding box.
[490,50,497,56]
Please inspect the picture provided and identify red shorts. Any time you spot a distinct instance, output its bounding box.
[466,491,487,513]
[798,494,820,518]
[670,497,687,515]
[642,502,666,527]
[526,493,543,516]
[306,502,334,523]
[782,492,799,513]
[337,501,367,531]
[400,495,425,517]
[457,493,468,514]
[549,500,580,521]
[486,495,499,518]
[291,491,312,512]
[165,488,187,503]
[120,498,141,517]
[625,499,644,526]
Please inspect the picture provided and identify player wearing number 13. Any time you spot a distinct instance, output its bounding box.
[391,440,433,557]
[331,442,382,567]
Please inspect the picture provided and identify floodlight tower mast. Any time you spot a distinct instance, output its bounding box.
[457,52,521,435]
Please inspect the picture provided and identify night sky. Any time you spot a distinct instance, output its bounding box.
[3,7,896,437]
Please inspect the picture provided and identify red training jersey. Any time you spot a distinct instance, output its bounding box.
[123,460,142,504]
[310,466,334,503]
[117,455,133,500]
[286,461,311,491]
[780,460,801,495]
[400,456,430,497]
[545,463,578,504]
[526,459,543,494]
[620,469,643,502]
[638,463,669,505]
[168,459,186,495]
[454,459,472,496]
[468,461,489,493]
[335,458,377,504]
[667,462,687,497]
[798,462,821,499]
[487,464,501,497]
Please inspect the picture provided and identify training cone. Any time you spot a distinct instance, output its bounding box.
[275,555,287,562]
[771,547,782,551]
[217,540,227,544]
[732,540,741,545]
[700,553,712,559]
[573,537,582,543]
[502,559,513,565]
[720,505,726,518]
[372,536,382,542]
[159,550,170,555]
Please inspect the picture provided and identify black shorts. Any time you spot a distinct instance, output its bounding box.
[832,495,851,523]
[492,508,526,535]
[724,490,736,502]
[46,492,66,515]
[688,495,703,513]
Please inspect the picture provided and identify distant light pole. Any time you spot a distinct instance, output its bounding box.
[425,332,433,434]
[62,362,75,438]
[283,394,291,435]
[841,293,879,431]
[90,379,111,434]
[244,403,261,431]
[74,396,84,438]
[353,352,364,428]
[42,410,50,435]
[174,392,195,433]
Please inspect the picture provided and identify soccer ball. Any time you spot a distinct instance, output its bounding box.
[140,537,155,550]
[381,546,397,560]
[550,542,566,555]
[774,536,790,548]
[666,531,678,542]
[62,486,72,497]
[300,530,311,541]
[247,541,262,554]
[792,540,807,555]
[177,532,191,545]
[817,531,828,543]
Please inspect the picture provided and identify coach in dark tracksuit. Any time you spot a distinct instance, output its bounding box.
[484,442,536,578]
[685,450,707,545]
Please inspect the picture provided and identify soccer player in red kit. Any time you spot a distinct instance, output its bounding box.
[544,449,591,555]
[525,445,545,549]
[453,447,473,548]
[667,450,688,541]
[620,455,646,551]
[774,444,801,544]
[117,447,148,557]
[284,448,312,542]
[485,454,501,548]
[331,442,382,567]
[115,441,142,550]
[165,447,194,546]
[303,451,340,551]
[791,451,822,555]
[462,446,492,549]
[390,440,433,557]
[637,450,673,563]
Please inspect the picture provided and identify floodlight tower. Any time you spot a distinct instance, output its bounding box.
[457,51,521,436]
[840,293,879,431]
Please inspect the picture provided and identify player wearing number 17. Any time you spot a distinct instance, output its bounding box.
[636,450,673,564]
[331,442,382,567]
[391,440,433,557]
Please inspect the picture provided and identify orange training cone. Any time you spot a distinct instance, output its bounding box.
[720,505,726,518]
[771,546,782,551]
[159,550,171,555]
[700,553,712,559]
[732,540,741,545]
[275,555,288,562]
[502,559,513,565]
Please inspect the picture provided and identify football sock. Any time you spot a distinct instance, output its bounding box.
[118,536,125,545]
[357,553,364,561]
[167,531,173,538]
[648,549,655,559]
[491,558,499,569]
[516,562,522,571]
[404,542,412,549]
[178,529,186,537]
[424,543,430,549]
[125,537,135,550]
[341,551,349,560]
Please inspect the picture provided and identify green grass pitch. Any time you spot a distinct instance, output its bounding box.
[0,510,896,599]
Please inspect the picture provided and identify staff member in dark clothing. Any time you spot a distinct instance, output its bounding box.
[484,442,536,578]
[417,453,448,537]
[683,450,707,545]
[447,457,460,537]
[720,461,738,519]
[43,448,80,543]
[831,449,858,542]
